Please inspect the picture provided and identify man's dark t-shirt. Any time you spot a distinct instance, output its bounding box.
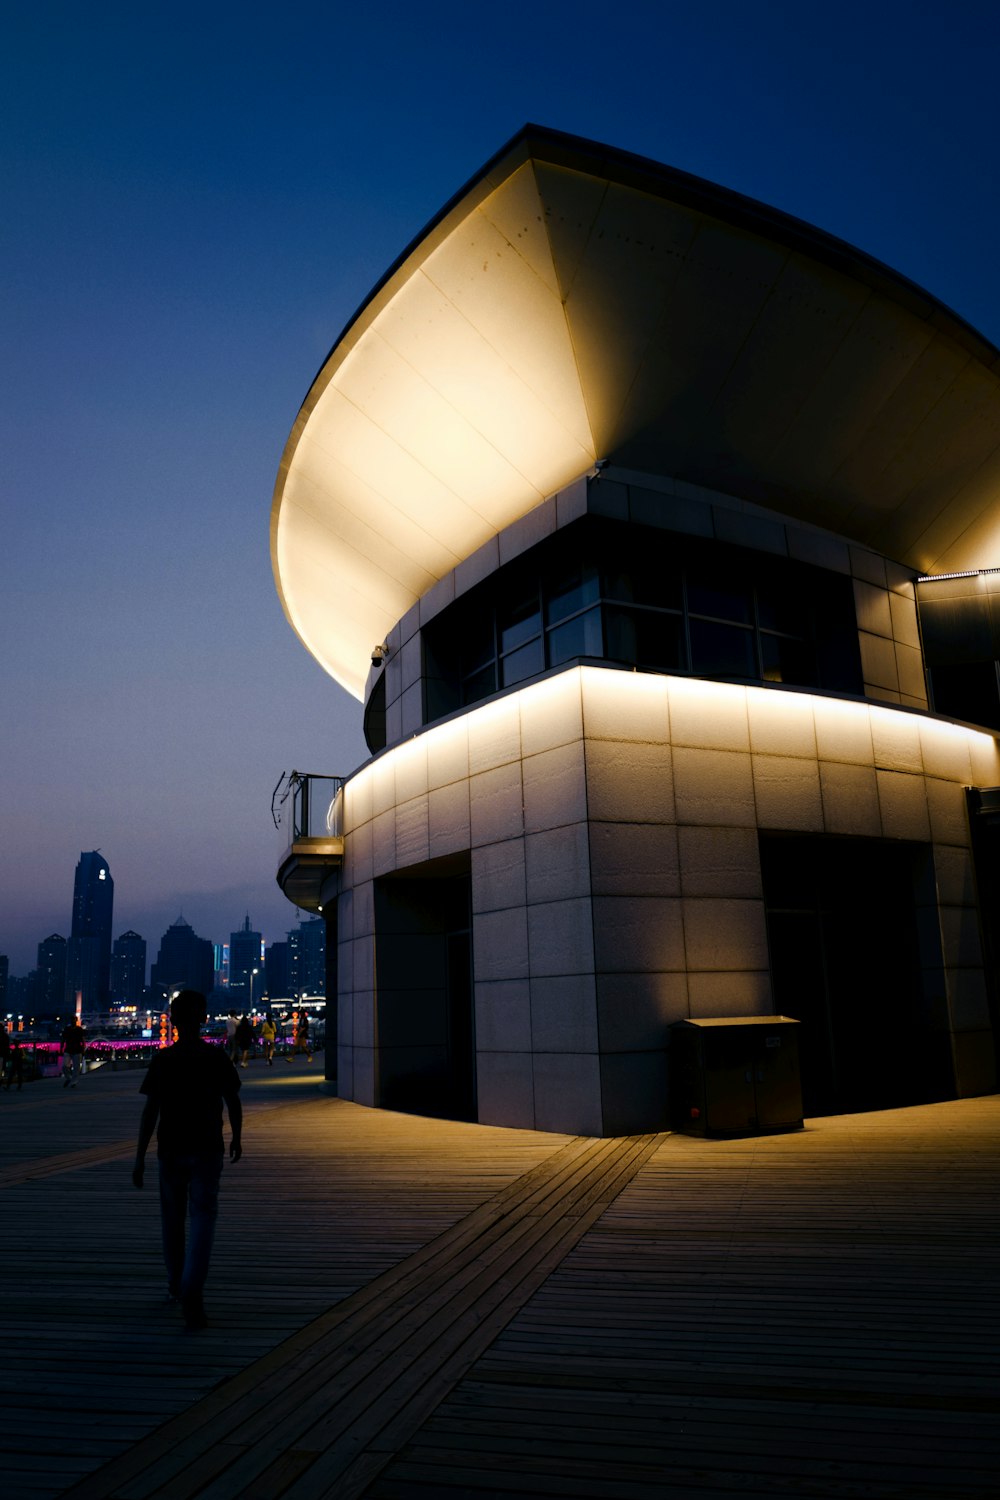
[140,1041,241,1157]
[62,1023,85,1055]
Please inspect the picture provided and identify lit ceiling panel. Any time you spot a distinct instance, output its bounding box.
[273,127,1000,699]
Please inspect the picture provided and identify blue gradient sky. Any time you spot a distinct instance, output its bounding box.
[3,0,999,975]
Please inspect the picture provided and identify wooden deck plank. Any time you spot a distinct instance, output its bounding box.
[3,1072,1000,1499]
[372,1098,1000,1499]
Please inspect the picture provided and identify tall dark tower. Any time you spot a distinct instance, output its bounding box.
[36,934,67,1014]
[288,917,326,998]
[150,917,214,999]
[228,914,263,1008]
[110,930,147,1005]
[65,851,114,1011]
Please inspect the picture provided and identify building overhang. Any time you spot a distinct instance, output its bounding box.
[272,125,1000,700]
[275,838,343,915]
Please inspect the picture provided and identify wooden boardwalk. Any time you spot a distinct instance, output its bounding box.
[2,1064,999,1498]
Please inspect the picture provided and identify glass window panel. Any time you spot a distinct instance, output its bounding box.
[634,553,683,609]
[462,663,497,706]
[816,630,864,694]
[458,608,496,674]
[500,637,544,687]
[547,607,603,666]
[603,555,683,609]
[756,579,812,636]
[687,563,751,623]
[689,618,756,678]
[605,607,685,671]
[760,634,818,687]
[499,583,541,653]
[545,559,600,624]
[929,661,1000,731]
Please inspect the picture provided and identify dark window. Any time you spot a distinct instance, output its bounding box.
[421,518,863,725]
[605,607,685,671]
[548,606,603,666]
[363,672,387,754]
[687,560,752,624]
[760,633,818,687]
[546,557,600,624]
[498,577,541,653]
[928,661,1000,731]
[501,637,544,687]
[689,619,756,678]
[917,574,1000,730]
[462,662,497,706]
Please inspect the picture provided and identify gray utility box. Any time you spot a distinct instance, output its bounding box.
[670,1016,803,1137]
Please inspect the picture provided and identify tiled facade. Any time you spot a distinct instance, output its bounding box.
[333,488,1000,1132]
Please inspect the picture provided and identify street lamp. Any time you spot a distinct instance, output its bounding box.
[249,967,259,1012]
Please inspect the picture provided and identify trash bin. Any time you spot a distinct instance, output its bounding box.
[670,1016,803,1137]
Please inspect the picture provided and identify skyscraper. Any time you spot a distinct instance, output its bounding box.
[150,917,214,999]
[110,930,147,1005]
[264,939,289,1001]
[65,851,114,1011]
[288,918,325,998]
[36,934,67,1014]
[228,915,263,1007]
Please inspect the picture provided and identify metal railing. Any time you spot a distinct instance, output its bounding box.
[272,771,345,846]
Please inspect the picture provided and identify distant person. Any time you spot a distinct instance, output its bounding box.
[133,989,242,1331]
[225,1010,239,1062]
[260,1014,276,1066]
[5,1037,24,1091]
[61,1018,86,1087]
[0,1022,10,1085]
[290,1011,312,1063]
[234,1014,253,1069]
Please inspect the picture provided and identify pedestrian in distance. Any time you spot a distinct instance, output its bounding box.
[234,1013,253,1068]
[224,1009,239,1063]
[5,1037,24,1091]
[133,989,242,1331]
[61,1017,86,1087]
[0,1021,10,1087]
[260,1013,276,1066]
[290,1011,312,1063]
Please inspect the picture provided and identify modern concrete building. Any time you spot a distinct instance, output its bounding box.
[272,126,1000,1134]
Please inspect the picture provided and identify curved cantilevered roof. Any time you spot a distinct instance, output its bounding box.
[272,125,1000,700]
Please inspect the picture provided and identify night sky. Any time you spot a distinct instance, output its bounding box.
[4,0,1000,976]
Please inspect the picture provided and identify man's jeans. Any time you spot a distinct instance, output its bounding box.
[157,1153,223,1298]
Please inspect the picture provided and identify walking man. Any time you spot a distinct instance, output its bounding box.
[133,990,242,1330]
[61,1016,86,1087]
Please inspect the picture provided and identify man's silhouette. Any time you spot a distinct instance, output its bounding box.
[133,989,242,1330]
[61,1017,85,1087]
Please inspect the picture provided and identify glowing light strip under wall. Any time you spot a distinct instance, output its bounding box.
[342,666,999,818]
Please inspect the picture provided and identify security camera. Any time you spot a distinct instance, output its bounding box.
[371,643,388,668]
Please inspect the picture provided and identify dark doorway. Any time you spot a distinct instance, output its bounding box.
[760,834,953,1116]
[323,904,337,1088]
[965,788,1000,1085]
[373,855,476,1121]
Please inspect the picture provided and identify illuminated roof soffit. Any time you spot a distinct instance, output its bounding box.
[273,129,1000,699]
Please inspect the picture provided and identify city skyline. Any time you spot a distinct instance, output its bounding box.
[5,890,325,1007]
[1,858,323,987]
[5,3,1000,973]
